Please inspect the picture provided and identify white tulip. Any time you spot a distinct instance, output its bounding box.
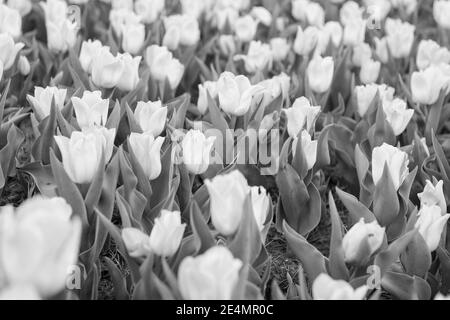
[134,100,167,136]
[434,0,450,29]
[352,42,372,67]
[360,58,381,84]
[163,14,200,50]
[197,80,218,114]
[374,37,389,63]
[0,4,22,39]
[6,0,32,17]
[250,186,270,232]
[343,18,366,47]
[371,143,409,191]
[382,98,414,136]
[385,18,415,59]
[324,21,343,48]
[255,73,291,109]
[122,22,146,55]
[134,0,165,24]
[270,37,291,62]
[292,130,318,170]
[291,0,309,22]
[145,45,185,90]
[122,227,151,258]
[27,86,67,119]
[340,1,363,26]
[234,41,273,74]
[250,6,272,26]
[149,210,186,257]
[283,96,321,138]
[307,55,334,93]
[415,205,450,252]
[128,132,165,180]
[18,55,30,76]
[109,8,141,37]
[181,129,216,175]
[91,47,125,89]
[116,53,141,92]
[313,273,367,300]
[416,39,450,70]
[0,32,24,70]
[418,180,447,215]
[72,91,109,129]
[218,35,236,56]
[234,15,258,43]
[305,1,325,27]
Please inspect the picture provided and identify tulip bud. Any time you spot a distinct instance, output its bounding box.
[134,0,165,24]
[434,0,450,29]
[234,15,258,43]
[382,98,414,136]
[145,45,185,90]
[0,196,81,297]
[293,26,318,56]
[250,186,270,232]
[54,127,115,184]
[128,132,165,180]
[283,96,320,138]
[27,86,67,119]
[212,7,238,31]
[418,180,447,215]
[91,47,125,89]
[197,80,218,114]
[270,37,290,62]
[234,40,273,73]
[178,246,243,300]
[0,4,22,39]
[218,35,236,56]
[204,170,250,236]
[359,58,380,84]
[416,39,450,70]
[134,100,167,136]
[306,55,334,94]
[18,55,30,76]
[116,53,141,92]
[163,14,200,50]
[122,22,145,55]
[79,40,104,74]
[385,18,415,59]
[415,205,450,252]
[292,130,318,170]
[181,129,216,175]
[250,6,272,26]
[342,218,385,264]
[306,1,325,27]
[216,71,264,116]
[371,143,409,191]
[411,65,450,105]
[0,33,24,70]
[72,91,109,129]
[149,210,186,257]
[312,273,368,300]
[122,228,151,258]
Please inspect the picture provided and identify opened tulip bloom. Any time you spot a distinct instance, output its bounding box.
[178,246,243,300]
[385,18,415,59]
[234,41,273,73]
[411,64,450,105]
[121,21,145,55]
[283,96,321,138]
[416,39,450,70]
[91,47,125,89]
[72,91,109,129]
[181,129,216,175]
[149,210,186,257]
[128,132,165,180]
[372,143,409,191]
[312,273,367,300]
[433,0,450,29]
[293,26,318,56]
[415,205,450,252]
[382,98,414,136]
[307,55,334,93]
[418,180,447,215]
[134,100,168,136]
[27,86,67,119]
[355,84,395,117]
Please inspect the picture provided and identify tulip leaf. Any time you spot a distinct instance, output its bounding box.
[425,89,446,144]
[400,232,431,278]
[105,100,122,131]
[32,98,57,165]
[190,200,215,255]
[84,151,105,219]
[104,257,129,300]
[335,187,375,224]
[381,271,431,300]
[432,133,450,180]
[436,247,450,294]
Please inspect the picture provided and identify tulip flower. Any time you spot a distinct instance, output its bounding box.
[382,98,414,136]
[434,0,450,29]
[109,8,141,37]
[360,58,380,84]
[234,15,258,43]
[342,218,385,264]
[0,4,22,39]
[416,39,450,70]
[216,72,264,116]
[0,196,81,297]
[122,21,145,55]
[197,81,218,114]
[145,45,185,90]
[72,91,109,129]
[283,96,321,138]
[250,186,270,232]
[181,130,216,175]
[79,40,105,74]
[212,6,238,31]
[134,0,165,24]
[178,246,243,300]
[234,41,273,74]
[18,56,30,76]
[292,130,318,170]
[148,210,186,257]
[306,55,334,94]
[255,73,290,109]
[180,0,211,19]
[293,26,318,57]
[122,227,151,258]
[128,132,165,180]
[55,127,115,184]
[312,273,367,300]
[91,47,125,89]
[5,0,32,17]
[340,1,363,26]
[371,143,409,191]
[343,18,366,47]
[134,100,167,137]
[352,43,372,67]
[27,86,67,119]
[411,65,450,105]
[250,6,272,26]
[324,21,343,48]
[162,14,200,50]
[270,38,291,62]
[385,18,415,59]
[0,33,24,70]
[305,1,325,27]
[374,37,389,63]
[218,35,236,56]
[415,205,450,252]
[355,83,395,117]
[291,0,309,21]
[418,180,447,215]
[204,170,250,236]
[116,53,141,92]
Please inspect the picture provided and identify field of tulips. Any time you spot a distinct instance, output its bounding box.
[1,0,450,301]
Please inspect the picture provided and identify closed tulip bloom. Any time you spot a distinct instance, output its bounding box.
[382,98,414,136]
[218,35,236,56]
[255,73,291,109]
[234,41,273,73]
[270,38,291,62]
[411,65,450,105]
[415,205,450,252]
[163,14,200,50]
[434,0,450,29]
[307,55,334,93]
[134,0,165,24]
[117,53,141,92]
[293,26,318,56]
[352,42,372,67]
[374,37,389,63]
[342,218,385,264]
[292,130,318,170]
[178,246,243,300]
[250,186,270,232]
[343,18,366,47]
[122,227,151,258]
[197,80,218,114]
[313,273,367,300]
[305,1,325,27]
[364,0,392,20]
[181,130,215,175]
[149,210,186,257]
[284,96,320,138]
[418,180,447,215]
[122,22,145,55]
[216,72,263,116]
[6,0,32,17]
[145,45,185,90]
[324,21,343,48]
[0,4,22,39]
[55,128,115,184]
[385,18,415,59]
[234,15,258,43]
[18,55,30,76]
[91,47,125,89]
[0,284,40,300]
[0,33,24,70]
[109,8,141,37]
[371,143,409,191]
[128,132,165,180]
[134,100,167,136]
[0,196,81,297]
[72,91,109,129]
[212,6,238,30]
[27,86,67,119]
[250,6,272,26]
[360,58,380,84]
[79,40,105,74]
[204,170,250,236]
[340,1,363,26]
[291,0,309,21]
[416,39,450,70]
[355,84,379,117]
